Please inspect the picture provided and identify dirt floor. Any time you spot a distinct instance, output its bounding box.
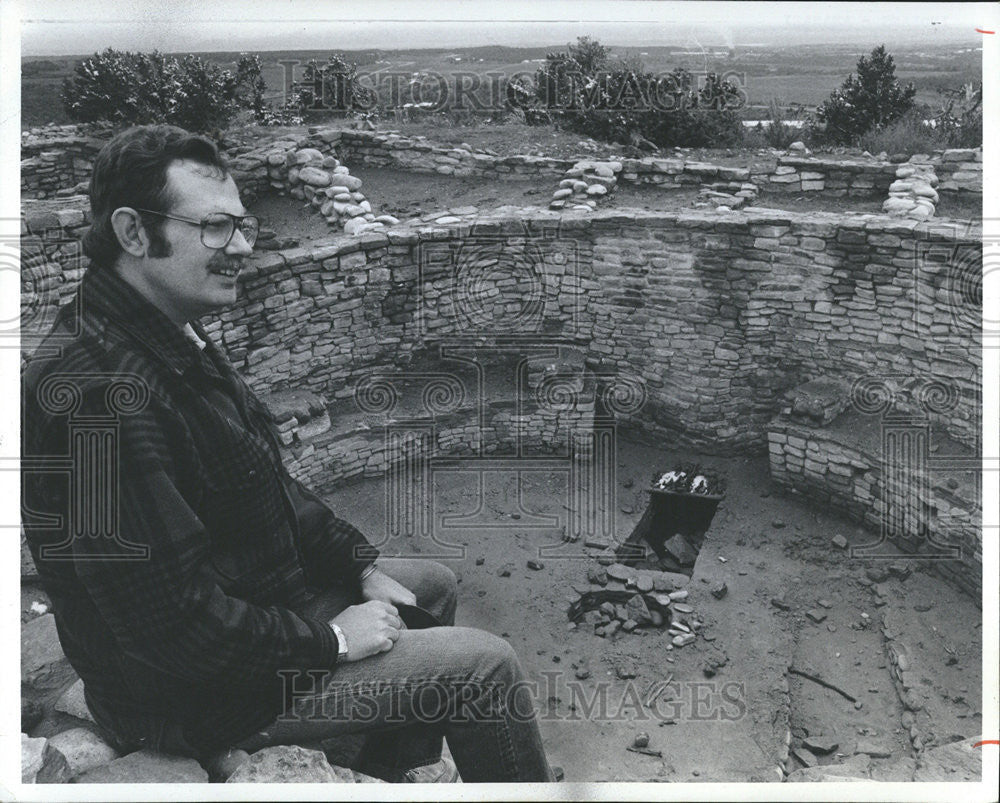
[308,436,983,783]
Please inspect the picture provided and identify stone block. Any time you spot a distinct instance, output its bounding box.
[227,745,357,783]
[53,679,96,724]
[22,614,77,706]
[44,728,120,780]
[73,750,209,783]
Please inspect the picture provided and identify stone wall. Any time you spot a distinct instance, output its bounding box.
[935,148,983,196]
[23,204,981,453]
[762,155,898,197]
[768,406,980,598]
[21,125,984,211]
[20,126,113,199]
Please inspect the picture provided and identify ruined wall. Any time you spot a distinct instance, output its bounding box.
[22,125,984,208]
[768,413,981,598]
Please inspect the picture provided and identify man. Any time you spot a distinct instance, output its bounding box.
[22,124,554,783]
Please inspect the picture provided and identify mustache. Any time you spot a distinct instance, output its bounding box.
[207,255,245,273]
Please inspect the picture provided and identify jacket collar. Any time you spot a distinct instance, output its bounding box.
[80,266,227,381]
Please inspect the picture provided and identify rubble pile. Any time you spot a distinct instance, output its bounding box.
[694,181,759,211]
[269,146,399,235]
[882,159,938,220]
[550,160,622,211]
[566,562,704,647]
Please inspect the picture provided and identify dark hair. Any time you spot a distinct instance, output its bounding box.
[82,125,229,267]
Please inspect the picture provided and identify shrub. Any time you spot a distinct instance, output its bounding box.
[62,48,262,132]
[289,55,377,118]
[530,40,744,149]
[814,45,916,145]
[762,98,799,148]
[857,107,946,155]
[933,82,982,148]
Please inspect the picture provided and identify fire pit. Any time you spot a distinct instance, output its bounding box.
[617,465,726,572]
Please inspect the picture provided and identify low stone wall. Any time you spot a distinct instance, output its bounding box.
[767,406,980,600]
[21,125,984,215]
[935,148,983,196]
[762,155,898,197]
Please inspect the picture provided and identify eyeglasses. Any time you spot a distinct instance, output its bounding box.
[134,208,260,249]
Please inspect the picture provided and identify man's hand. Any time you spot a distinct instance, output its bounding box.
[330,600,403,662]
[360,568,417,607]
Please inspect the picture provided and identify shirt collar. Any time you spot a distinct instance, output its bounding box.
[80,266,226,380]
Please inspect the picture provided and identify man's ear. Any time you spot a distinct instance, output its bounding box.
[110,208,150,257]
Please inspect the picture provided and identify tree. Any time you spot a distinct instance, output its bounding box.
[290,55,376,117]
[815,45,916,145]
[62,48,263,132]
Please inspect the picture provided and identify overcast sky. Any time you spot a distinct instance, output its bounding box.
[19,0,995,56]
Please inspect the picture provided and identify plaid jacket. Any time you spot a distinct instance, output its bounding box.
[22,266,378,756]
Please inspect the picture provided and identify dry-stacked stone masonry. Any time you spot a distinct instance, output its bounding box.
[20,123,983,599]
[21,194,982,599]
[23,125,983,218]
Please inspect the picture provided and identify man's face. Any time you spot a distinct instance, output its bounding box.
[135,159,253,324]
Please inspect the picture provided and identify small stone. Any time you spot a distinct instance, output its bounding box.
[771,519,786,529]
[672,603,694,614]
[663,534,698,566]
[771,596,791,611]
[475,556,485,565]
[75,750,209,783]
[633,732,650,749]
[635,576,654,593]
[497,568,511,578]
[54,679,96,724]
[711,582,728,600]
[865,566,890,583]
[621,619,638,632]
[668,589,689,601]
[625,594,652,624]
[672,633,696,647]
[946,478,958,490]
[831,534,849,550]
[45,728,120,781]
[587,566,609,586]
[527,559,544,570]
[606,563,631,582]
[817,599,833,609]
[225,745,354,783]
[792,746,818,768]
[855,740,892,759]
[803,735,839,754]
[806,610,827,623]
[22,734,49,784]
[614,660,638,679]
[575,666,591,680]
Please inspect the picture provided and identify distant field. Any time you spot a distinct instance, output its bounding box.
[23,42,981,129]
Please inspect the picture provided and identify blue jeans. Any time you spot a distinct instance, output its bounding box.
[235,558,554,782]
